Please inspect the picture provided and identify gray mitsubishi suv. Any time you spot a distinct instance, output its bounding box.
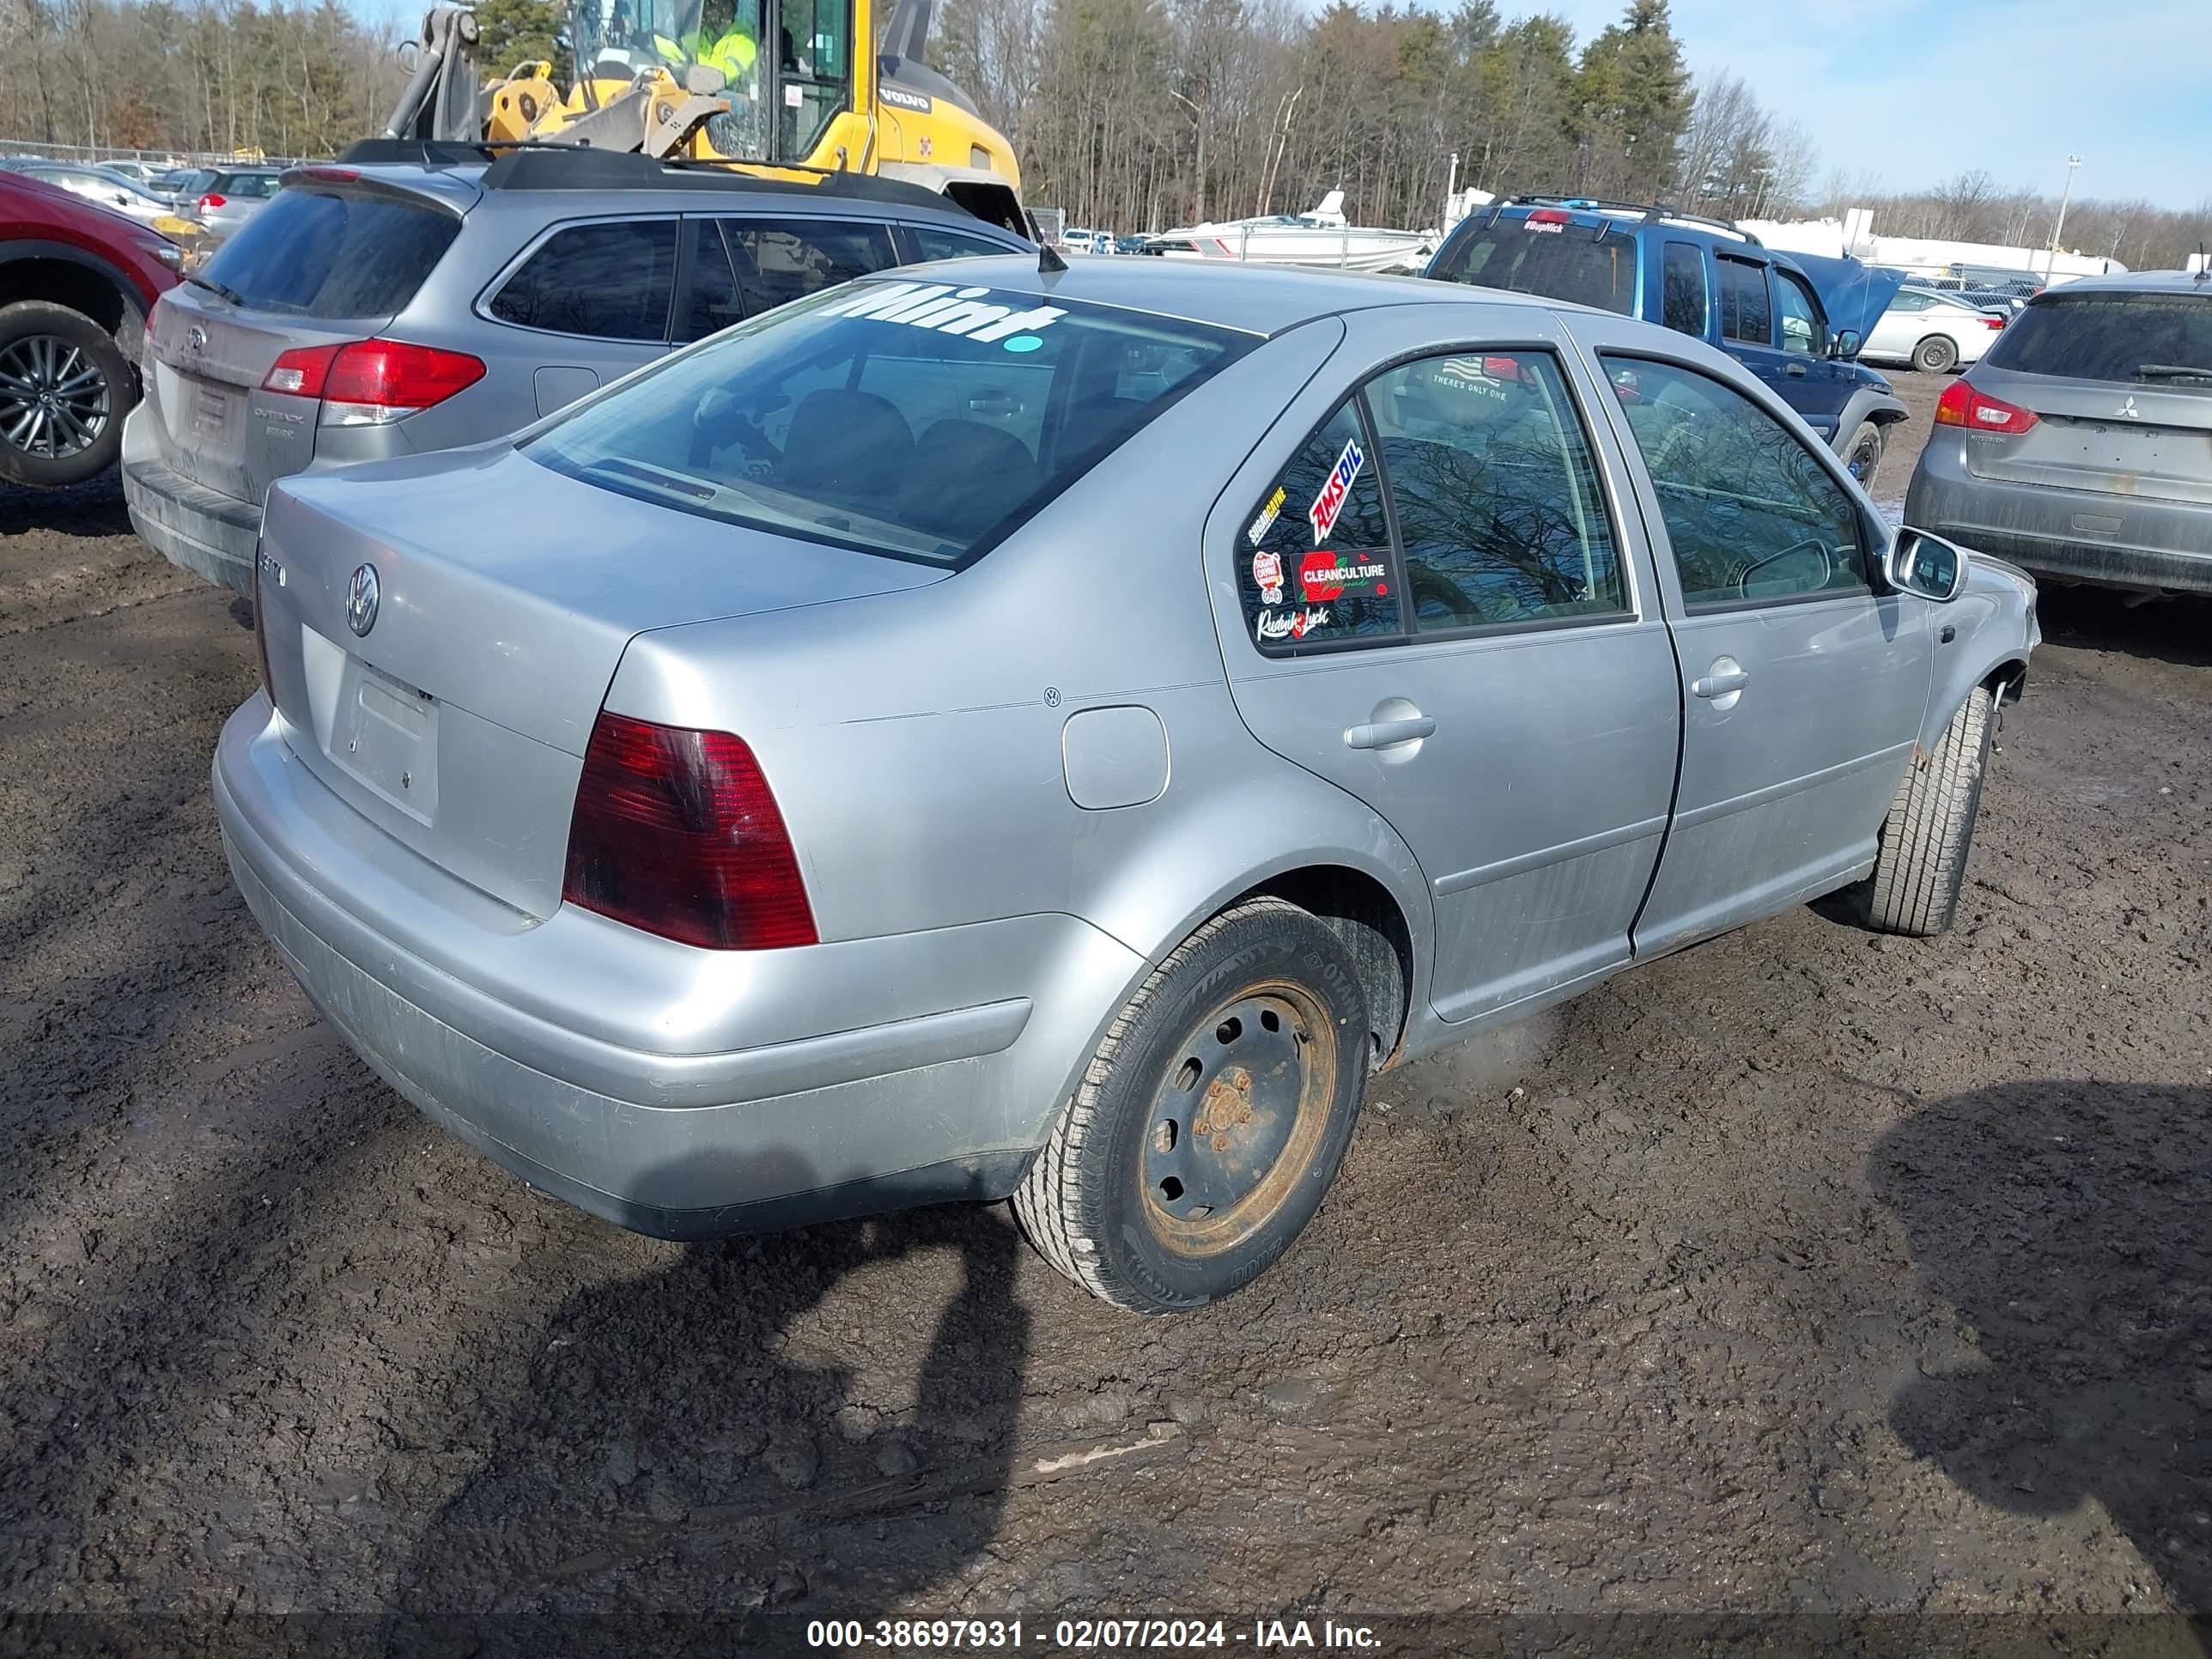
[122,143,1031,593]
[1905,270,2212,596]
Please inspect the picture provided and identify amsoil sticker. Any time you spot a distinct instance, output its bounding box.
[1251,550,1285,605]
[1247,485,1286,546]
[1255,605,1330,642]
[1299,550,1387,602]
[1308,438,1364,545]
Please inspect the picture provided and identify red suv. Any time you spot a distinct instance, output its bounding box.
[0,168,181,486]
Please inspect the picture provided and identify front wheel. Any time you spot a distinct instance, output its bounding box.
[1911,334,1959,374]
[1843,420,1886,489]
[1867,686,1996,937]
[0,300,131,488]
[1013,897,1370,1314]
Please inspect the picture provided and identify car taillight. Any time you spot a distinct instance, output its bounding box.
[1935,380,2039,434]
[260,340,485,424]
[562,712,817,951]
[1983,315,2006,329]
[198,192,225,209]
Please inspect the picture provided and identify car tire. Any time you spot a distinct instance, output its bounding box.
[1911,334,1959,374]
[1843,420,1885,489]
[1866,685,1996,937]
[0,299,131,489]
[1013,896,1370,1314]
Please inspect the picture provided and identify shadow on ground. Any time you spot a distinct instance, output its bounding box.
[387,1185,1031,1656]
[2035,587,2212,671]
[1875,1080,2211,1613]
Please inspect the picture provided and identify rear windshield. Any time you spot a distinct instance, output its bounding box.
[198,185,460,319]
[1430,221,1638,314]
[1984,292,2212,391]
[524,280,1255,566]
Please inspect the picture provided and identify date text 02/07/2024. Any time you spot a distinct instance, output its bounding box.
[803,1616,1384,1650]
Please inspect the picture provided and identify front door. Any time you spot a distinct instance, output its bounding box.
[1212,308,1681,1024]
[1591,351,1934,956]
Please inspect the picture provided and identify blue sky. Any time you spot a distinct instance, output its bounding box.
[1543,0,2210,211]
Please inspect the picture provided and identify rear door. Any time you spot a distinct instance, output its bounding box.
[145,179,465,507]
[1962,289,2212,516]
[483,216,680,416]
[1589,345,1932,955]
[1210,302,1680,1024]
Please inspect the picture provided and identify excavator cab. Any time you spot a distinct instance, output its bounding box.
[387,0,1023,231]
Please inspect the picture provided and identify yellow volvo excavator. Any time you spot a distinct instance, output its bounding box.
[380,0,1026,231]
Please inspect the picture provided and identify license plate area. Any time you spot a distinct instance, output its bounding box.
[330,658,440,823]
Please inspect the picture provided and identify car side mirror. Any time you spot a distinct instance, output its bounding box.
[1828,327,1863,361]
[1886,526,1968,602]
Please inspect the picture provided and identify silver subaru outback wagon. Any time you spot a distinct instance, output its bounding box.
[123,144,1030,595]
[216,258,2039,1314]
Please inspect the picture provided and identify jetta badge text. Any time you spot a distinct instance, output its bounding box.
[346,563,380,637]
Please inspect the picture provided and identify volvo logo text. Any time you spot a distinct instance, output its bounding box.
[347,564,380,636]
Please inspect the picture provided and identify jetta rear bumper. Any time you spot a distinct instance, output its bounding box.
[213,696,1141,1238]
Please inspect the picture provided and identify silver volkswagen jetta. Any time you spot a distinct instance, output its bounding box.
[216,258,2038,1313]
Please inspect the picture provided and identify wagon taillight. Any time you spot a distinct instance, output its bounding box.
[561,712,817,951]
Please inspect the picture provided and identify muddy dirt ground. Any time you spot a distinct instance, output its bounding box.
[3,373,2208,1657]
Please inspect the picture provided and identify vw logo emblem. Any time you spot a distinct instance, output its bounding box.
[186,325,207,353]
[346,563,380,637]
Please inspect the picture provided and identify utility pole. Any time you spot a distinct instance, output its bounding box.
[1443,149,1459,234]
[2045,154,2081,283]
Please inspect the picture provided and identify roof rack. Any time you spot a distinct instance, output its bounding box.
[1480,193,1763,247]
[334,137,974,216]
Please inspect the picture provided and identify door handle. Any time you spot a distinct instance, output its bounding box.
[1345,715,1436,750]
[1692,664,1750,699]
[1784,362,1808,376]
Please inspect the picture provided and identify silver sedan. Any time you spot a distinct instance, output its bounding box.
[216,258,2038,1312]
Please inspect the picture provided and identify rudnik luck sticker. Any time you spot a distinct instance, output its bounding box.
[1308,439,1364,544]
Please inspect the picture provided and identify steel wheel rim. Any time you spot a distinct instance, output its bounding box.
[1849,435,1881,482]
[0,334,111,460]
[1139,979,1338,1259]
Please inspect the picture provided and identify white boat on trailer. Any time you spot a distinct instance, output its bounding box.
[1139,191,1432,273]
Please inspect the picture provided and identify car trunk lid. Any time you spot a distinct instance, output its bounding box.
[143,175,468,507]
[1965,366,2212,507]
[255,446,949,917]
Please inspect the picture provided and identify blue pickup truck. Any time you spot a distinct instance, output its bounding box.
[1426,197,1908,486]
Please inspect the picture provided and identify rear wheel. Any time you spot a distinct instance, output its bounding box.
[1911,334,1959,374]
[0,300,130,488]
[1013,897,1370,1314]
[1867,686,1996,937]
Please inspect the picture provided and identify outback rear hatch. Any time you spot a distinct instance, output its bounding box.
[1961,289,2212,508]
[143,170,472,508]
[254,447,947,919]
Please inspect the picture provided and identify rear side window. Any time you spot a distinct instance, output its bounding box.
[907,223,1016,262]
[1430,222,1638,315]
[1662,242,1706,336]
[198,186,460,319]
[489,219,679,341]
[1368,352,1625,631]
[1239,401,1399,646]
[526,280,1253,566]
[1984,293,2212,391]
[722,218,896,315]
[1718,258,1771,347]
